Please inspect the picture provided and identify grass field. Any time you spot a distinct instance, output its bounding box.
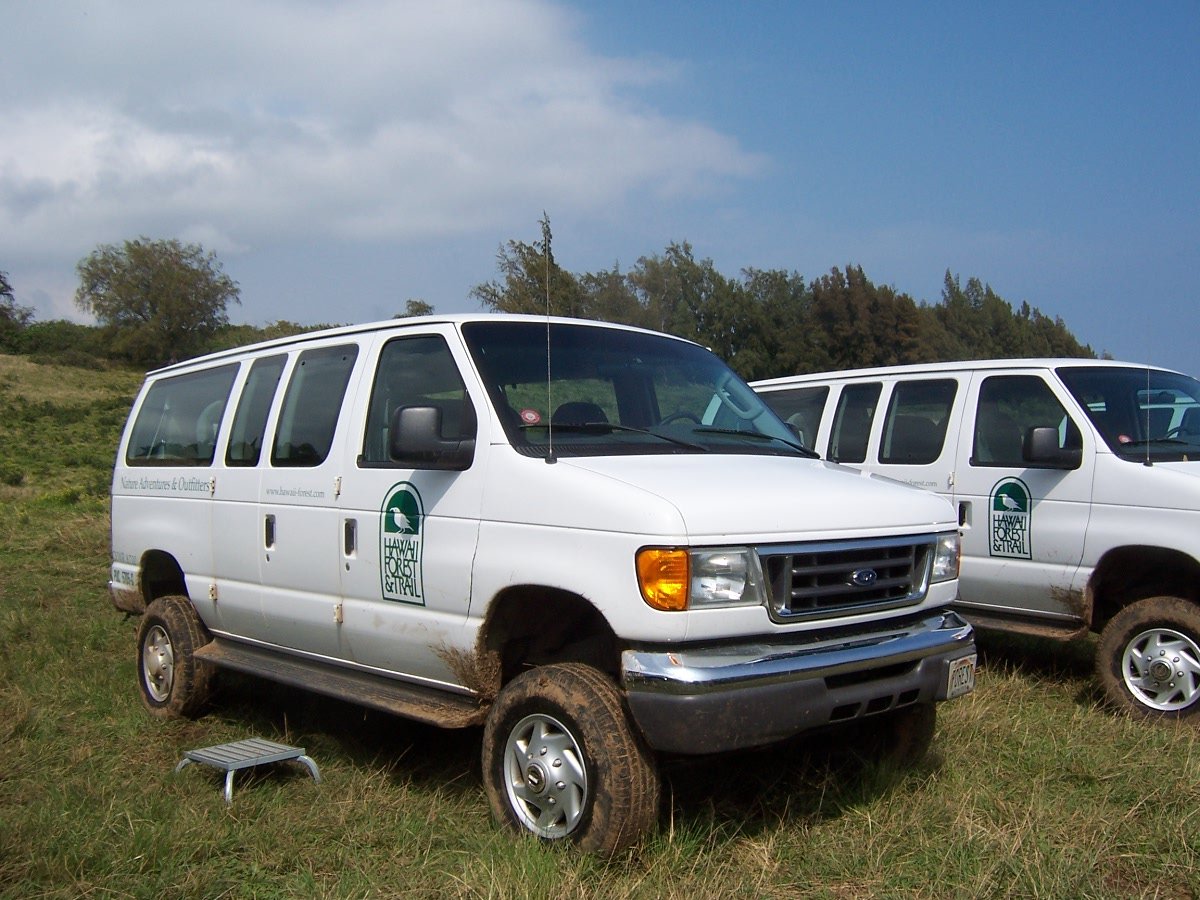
[1,353,1198,898]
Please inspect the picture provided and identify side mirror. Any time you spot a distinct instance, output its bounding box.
[1023,426,1082,470]
[389,405,475,471]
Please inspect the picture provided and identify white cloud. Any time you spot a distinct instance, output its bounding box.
[0,0,761,275]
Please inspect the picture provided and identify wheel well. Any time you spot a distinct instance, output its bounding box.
[1089,546,1200,631]
[479,587,619,691]
[139,550,188,606]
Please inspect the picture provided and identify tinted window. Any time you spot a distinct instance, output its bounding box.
[361,335,475,465]
[827,383,881,464]
[126,365,238,466]
[1058,366,1200,461]
[225,355,286,466]
[879,379,957,464]
[758,386,829,450]
[461,321,800,458]
[973,375,1076,466]
[271,345,359,467]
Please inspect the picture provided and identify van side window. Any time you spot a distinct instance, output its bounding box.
[827,383,881,463]
[125,365,238,466]
[973,375,1076,466]
[225,355,286,466]
[271,345,359,467]
[361,336,475,465]
[759,386,829,449]
[879,379,957,465]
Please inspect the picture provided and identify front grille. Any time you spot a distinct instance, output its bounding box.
[761,535,933,622]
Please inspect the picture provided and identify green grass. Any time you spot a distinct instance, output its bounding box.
[1,354,1198,898]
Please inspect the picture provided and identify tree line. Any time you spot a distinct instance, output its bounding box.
[1,226,1094,379]
[471,221,1094,381]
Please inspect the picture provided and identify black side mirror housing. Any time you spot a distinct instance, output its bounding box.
[389,405,475,471]
[1023,426,1082,470]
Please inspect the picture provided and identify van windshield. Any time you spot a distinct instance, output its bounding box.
[461,321,808,458]
[1057,366,1200,462]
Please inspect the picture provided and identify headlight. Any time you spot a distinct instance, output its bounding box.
[931,532,960,583]
[637,547,766,611]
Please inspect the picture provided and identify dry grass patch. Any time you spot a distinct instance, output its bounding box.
[3,360,1199,898]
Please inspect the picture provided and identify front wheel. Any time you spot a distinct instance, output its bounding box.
[136,595,214,719]
[1097,595,1200,720]
[481,663,659,855]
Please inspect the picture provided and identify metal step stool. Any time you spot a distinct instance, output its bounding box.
[175,738,321,803]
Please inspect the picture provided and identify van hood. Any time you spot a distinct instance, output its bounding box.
[558,454,956,542]
[1096,454,1200,511]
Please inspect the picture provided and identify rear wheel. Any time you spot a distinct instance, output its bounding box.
[482,663,659,854]
[1097,596,1200,720]
[136,595,214,719]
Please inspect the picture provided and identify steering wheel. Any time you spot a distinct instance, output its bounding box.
[660,412,701,425]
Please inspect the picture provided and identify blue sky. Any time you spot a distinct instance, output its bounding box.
[2,1,1197,374]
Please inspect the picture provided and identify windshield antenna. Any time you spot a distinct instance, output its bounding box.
[1145,365,1152,466]
[542,212,556,464]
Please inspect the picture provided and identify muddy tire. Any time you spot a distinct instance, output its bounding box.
[1097,595,1200,720]
[481,663,659,854]
[136,595,214,719]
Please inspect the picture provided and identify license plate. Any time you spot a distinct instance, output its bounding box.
[946,654,976,699]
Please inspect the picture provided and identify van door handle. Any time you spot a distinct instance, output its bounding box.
[264,514,276,549]
[344,518,357,557]
[958,502,971,528]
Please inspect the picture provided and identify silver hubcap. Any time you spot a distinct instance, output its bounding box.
[502,713,587,839]
[142,624,175,703]
[1121,627,1200,712]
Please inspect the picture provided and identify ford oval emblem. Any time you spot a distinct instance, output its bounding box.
[850,568,878,587]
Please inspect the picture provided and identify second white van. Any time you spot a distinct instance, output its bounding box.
[754,358,1200,721]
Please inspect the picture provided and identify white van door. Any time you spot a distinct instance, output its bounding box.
[211,353,287,641]
[952,370,1095,624]
[334,330,484,691]
[254,342,363,657]
[869,376,966,495]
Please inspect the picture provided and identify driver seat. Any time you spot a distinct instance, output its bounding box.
[552,402,608,426]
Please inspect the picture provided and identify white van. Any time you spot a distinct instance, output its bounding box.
[111,315,973,852]
[753,359,1200,721]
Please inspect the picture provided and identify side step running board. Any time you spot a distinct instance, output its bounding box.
[195,639,487,728]
[953,609,1089,642]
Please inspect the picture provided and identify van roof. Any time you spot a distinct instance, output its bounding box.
[751,357,1186,389]
[147,314,694,377]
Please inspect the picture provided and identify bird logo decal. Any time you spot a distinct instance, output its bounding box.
[389,505,418,534]
[989,477,1032,560]
[997,491,1024,513]
[380,482,425,604]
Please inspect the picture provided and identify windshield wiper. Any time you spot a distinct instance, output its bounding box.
[522,422,708,451]
[692,427,820,458]
[1118,437,1194,448]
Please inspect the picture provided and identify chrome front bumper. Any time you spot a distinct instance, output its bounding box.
[621,608,975,755]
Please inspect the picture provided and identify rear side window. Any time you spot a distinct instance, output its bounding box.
[758,386,829,450]
[271,345,359,467]
[226,355,286,466]
[827,383,881,464]
[126,365,238,466]
[879,379,957,465]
